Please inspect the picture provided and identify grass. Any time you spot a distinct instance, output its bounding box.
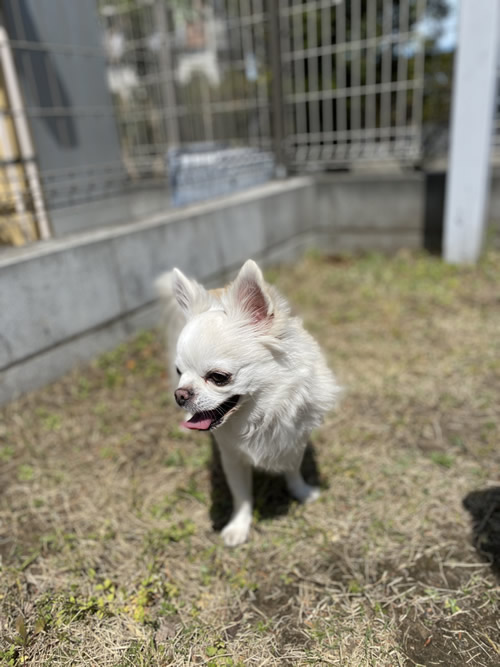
[1,249,499,666]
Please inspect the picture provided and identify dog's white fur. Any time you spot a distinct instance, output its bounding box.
[156,260,339,546]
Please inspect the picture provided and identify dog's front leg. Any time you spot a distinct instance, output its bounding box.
[217,442,252,547]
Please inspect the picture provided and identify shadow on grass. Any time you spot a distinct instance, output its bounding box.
[209,437,322,531]
[463,487,500,577]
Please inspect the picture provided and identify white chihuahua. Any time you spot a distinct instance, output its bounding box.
[156,260,339,546]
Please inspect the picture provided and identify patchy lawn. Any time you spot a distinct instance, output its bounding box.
[1,249,499,666]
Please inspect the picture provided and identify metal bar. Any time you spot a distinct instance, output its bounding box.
[285,78,420,103]
[411,0,427,144]
[200,76,214,142]
[380,0,393,137]
[281,30,416,61]
[234,0,248,143]
[289,125,417,141]
[268,0,286,171]
[395,0,410,149]
[292,0,307,162]
[307,3,320,159]
[350,0,361,156]
[279,0,294,163]
[7,38,106,57]
[281,0,349,16]
[143,3,166,163]
[365,0,377,144]
[335,0,347,158]
[241,0,257,143]
[225,0,240,144]
[321,1,332,159]
[254,0,271,146]
[154,0,179,146]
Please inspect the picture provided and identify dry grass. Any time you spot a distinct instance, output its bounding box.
[1,249,499,666]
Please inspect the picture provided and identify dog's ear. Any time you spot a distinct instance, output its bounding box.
[172,268,210,316]
[230,260,273,325]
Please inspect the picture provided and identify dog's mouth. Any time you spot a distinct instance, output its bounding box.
[181,395,240,431]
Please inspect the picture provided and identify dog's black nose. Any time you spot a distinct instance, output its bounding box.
[175,387,194,407]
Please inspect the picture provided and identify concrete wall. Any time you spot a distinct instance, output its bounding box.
[315,172,424,252]
[1,172,428,404]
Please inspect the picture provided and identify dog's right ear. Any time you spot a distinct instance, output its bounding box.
[172,268,210,317]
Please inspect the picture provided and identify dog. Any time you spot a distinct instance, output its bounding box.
[155,260,339,546]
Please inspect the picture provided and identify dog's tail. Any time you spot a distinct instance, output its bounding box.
[155,272,185,388]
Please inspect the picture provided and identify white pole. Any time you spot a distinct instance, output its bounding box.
[0,26,52,241]
[443,0,499,264]
[0,109,32,241]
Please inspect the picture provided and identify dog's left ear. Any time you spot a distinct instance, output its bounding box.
[171,268,211,317]
[230,260,273,325]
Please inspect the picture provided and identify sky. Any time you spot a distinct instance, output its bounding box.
[420,0,459,52]
[437,0,459,51]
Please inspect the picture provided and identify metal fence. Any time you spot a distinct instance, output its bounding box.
[0,0,429,244]
[278,0,428,168]
[99,0,273,176]
[101,0,428,174]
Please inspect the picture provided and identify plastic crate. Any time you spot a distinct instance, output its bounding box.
[167,143,275,207]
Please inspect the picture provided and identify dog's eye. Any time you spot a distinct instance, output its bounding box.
[176,366,181,376]
[206,371,231,386]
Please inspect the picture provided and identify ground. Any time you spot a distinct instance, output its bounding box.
[1,249,499,666]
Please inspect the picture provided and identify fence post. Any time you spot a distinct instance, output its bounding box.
[443,0,500,263]
[268,1,286,176]
[155,0,180,147]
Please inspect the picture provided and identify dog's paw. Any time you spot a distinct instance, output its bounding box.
[288,480,321,504]
[221,517,251,547]
[299,485,321,504]
[285,471,321,504]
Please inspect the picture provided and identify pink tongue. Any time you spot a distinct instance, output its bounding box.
[181,416,213,431]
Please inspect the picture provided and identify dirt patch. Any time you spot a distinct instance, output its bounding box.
[401,610,500,667]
